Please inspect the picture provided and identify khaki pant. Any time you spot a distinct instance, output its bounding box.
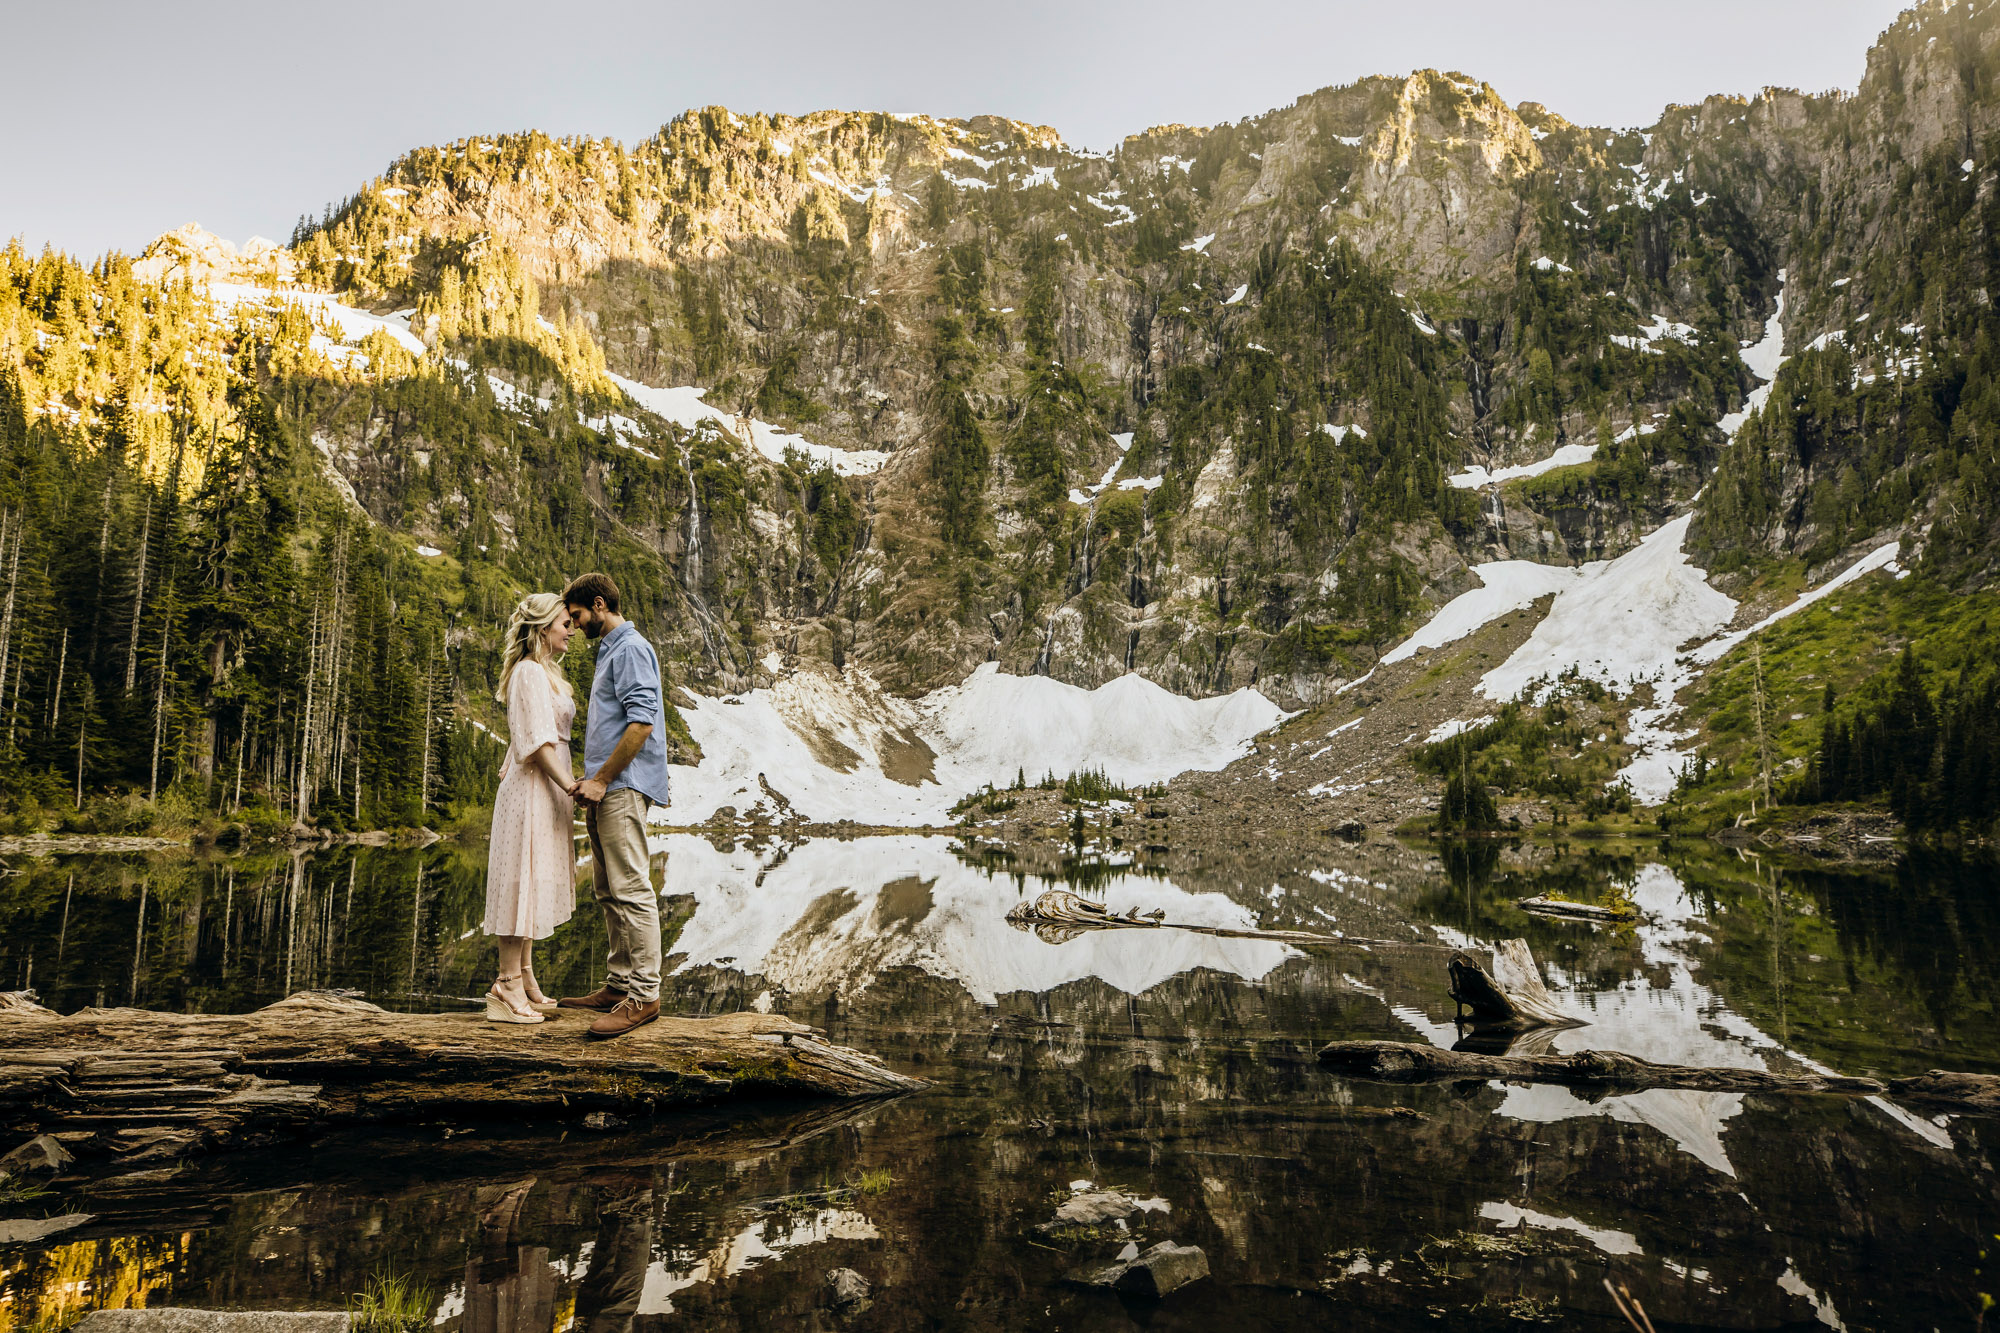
[584,787,660,1002]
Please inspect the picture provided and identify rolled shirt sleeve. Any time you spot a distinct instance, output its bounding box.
[610,636,662,729]
[586,624,674,807]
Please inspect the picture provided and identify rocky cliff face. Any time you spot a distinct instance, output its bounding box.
[248,0,1997,712]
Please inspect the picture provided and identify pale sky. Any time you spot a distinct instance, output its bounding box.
[3,0,1913,260]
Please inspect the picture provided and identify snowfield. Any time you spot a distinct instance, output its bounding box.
[1471,516,1738,804]
[1447,515,1904,803]
[662,662,1287,827]
[1382,561,1586,664]
[609,371,887,476]
[1479,516,1736,704]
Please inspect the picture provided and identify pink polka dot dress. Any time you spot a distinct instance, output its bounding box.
[483,661,577,940]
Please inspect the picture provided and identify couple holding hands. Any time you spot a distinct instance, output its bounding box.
[481,572,669,1038]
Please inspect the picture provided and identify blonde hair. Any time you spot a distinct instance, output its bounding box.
[496,593,575,703]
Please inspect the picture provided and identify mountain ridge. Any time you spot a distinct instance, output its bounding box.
[3,0,1998,839]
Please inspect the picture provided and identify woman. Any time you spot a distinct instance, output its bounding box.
[483,593,580,1023]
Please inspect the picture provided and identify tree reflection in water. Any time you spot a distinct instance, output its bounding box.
[0,838,1993,1330]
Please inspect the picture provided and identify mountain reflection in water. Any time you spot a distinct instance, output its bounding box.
[660,834,1297,1002]
[0,837,1993,1331]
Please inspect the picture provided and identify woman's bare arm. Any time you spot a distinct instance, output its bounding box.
[525,741,575,794]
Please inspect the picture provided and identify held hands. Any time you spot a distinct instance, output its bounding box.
[571,777,608,808]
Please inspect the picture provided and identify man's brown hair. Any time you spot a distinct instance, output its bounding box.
[562,571,621,614]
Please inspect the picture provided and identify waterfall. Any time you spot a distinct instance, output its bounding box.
[681,454,704,594]
[677,451,729,670]
[1034,605,1061,676]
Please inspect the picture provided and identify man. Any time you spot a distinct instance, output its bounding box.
[558,571,672,1038]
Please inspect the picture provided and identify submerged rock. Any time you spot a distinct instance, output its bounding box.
[1077,1241,1211,1297]
[1053,1188,1172,1227]
[0,1213,92,1245]
[1057,1190,1144,1225]
[826,1267,872,1307]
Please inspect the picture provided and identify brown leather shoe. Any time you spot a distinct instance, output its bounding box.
[558,985,625,1012]
[587,996,659,1039]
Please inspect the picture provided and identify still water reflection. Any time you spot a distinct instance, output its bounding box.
[0,836,1994,1330]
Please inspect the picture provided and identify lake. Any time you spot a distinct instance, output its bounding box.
[1,835,1994,1330]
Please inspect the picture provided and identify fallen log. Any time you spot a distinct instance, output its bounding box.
[0,991,923,1164]
[1447,941,1584,1031]
[1317,1040,1889,1097]
[1320,1042,2000,1115]
[1886,1069,2000,1116]
[1517,895,1636,923]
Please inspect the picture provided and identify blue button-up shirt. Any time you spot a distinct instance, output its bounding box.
[585,622,672,806]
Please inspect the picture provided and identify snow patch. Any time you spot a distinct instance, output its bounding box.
[1384,562,1585,665]
[1478,1203,1642,1257]
[609,371,886,476]
[1719,270,1789,437]
[944,146,994,170]
[1425,717,1494,744]
[1610,313,1697,355]
[747,419,889,477]
[208,283,426,355]
[1479,516,1737,803]
[1449,442,1598,489]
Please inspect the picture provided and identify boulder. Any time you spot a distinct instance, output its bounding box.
[1114,1242,1210,1297]
[0,1134,74,1176]
[1079,1241,1210,1297]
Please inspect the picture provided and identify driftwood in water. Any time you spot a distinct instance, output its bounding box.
[1518,895,1637,923]
[0,991,922,1164]
[1447,941,1585,1030]
[1322,1040,2000,1113]
[1005,889,1350,945]
[1886,1069,2000,1115]
[1318,1040,1892,1096]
